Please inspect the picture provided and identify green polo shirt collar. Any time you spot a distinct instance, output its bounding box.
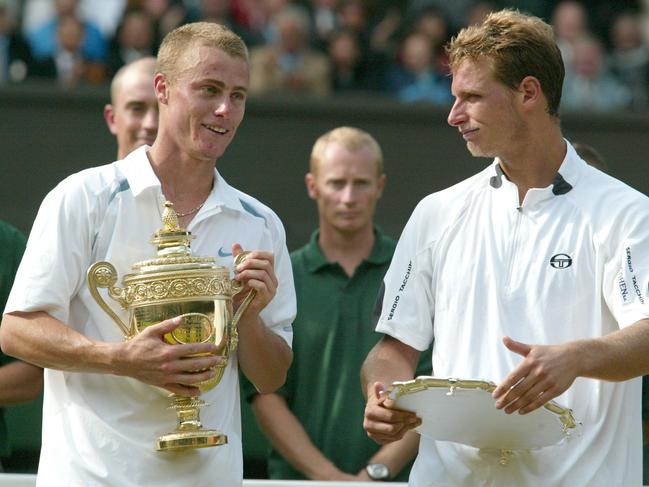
[303,227,394,273]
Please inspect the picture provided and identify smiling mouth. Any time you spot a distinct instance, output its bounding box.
[203,124,228,135]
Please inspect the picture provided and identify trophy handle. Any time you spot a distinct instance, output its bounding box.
[87,261,132,338]
[228,251,258,353]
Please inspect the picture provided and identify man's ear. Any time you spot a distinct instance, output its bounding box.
[376,174,386,199]
[103,104,118,135]
[154,73,169,105]
[305,173,318,200]
[518,75,542,111]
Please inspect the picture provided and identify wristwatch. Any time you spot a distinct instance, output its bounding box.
[366,463,390,481]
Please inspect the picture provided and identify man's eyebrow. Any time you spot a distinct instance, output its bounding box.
[202,78,248,93]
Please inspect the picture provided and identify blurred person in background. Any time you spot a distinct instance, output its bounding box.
[230,0,288,47]
[310,0,338,50]
[249,4,330,96]
[465,0,497,27]
[249,126,431,482]
[327,29,370,92]
[103,56,158,159]
[31,13,107,84]
[0,1,34,83]
[552,0,590,66]
[608,12,649,111]
[106,8,155,74]
[404,6,451,78]
[138,0,191,50]
[22,0,125,41]
[562,35,632,112]
[386,31,452,105]
[25,0,107,63]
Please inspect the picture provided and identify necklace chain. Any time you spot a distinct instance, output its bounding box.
[175,202,205,217]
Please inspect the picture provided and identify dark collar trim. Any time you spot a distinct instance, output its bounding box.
[489,164,504,188]
[552,172,573,195]
[490,164,573,195]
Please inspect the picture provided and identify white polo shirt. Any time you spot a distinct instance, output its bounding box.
[6,146,296,487]
[377,142,649,486]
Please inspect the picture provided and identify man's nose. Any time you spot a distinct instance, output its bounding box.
[447,99,465,127]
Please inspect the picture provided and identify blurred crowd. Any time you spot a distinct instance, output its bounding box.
[1,0,649,113]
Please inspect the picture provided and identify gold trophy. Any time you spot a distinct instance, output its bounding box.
[87,201,255,451]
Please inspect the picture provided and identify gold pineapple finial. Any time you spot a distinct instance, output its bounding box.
[161,201,181,232]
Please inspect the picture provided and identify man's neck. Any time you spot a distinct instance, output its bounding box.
[318,224,376,278]
[146,145,215,225]
[498,125,567,204]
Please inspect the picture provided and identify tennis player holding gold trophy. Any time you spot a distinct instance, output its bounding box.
[87,201,255,451]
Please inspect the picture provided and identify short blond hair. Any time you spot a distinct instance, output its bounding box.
[310,127,384,176]
[447,9,564,116]
[156,22,248,81]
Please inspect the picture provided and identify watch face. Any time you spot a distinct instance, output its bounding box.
[366,463,390,480]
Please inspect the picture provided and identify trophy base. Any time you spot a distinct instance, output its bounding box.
[156,429,228,451]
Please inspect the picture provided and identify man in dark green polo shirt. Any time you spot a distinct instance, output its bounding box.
[0,219,43,469]
[249,127,431,481]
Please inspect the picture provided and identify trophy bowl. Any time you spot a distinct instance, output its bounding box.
[87,202,255,451]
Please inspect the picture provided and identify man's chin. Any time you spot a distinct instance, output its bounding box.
[466,142,491,158]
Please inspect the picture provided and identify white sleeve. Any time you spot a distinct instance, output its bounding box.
[5,176,95,324]
[375,200,435,351]
[258,212,295,348]
[603,210,649,328]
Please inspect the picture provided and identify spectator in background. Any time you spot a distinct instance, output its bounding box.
[137,0,191,50]
[31,13,107,84]
[409,6,450,77]
[22,0,126,41]
[552,0,590,66]
[562,36,632,112]
[193,0,234,25]
[0,220,43,471]
[106,8,155,75]
[0,1,34,83]
[103,56,158,159]
[310,0,338,50]
[26,0,107,63]
[465,0,497,27]
[249,5,330,96]
[608,12,649,111]
[230,0,288,47]
[327,29,369,92]
[386,31,452,105]
[249,126,431,481]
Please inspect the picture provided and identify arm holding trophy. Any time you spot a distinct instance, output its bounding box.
[1,306,221,397]
[231,244,292,394]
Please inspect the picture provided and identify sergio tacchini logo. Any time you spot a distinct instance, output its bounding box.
[550,253,572,269]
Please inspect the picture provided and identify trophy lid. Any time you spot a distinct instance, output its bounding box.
[130,201,220,274]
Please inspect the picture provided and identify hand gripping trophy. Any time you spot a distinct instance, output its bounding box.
[87,201,255,451]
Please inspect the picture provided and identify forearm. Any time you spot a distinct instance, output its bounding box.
[1,311,117,373]
[361,334,420,398]
[237,315,292,393]
[366,430,420,479]
[252,393,344,480]
[0,361,43,405]
[575,318,649,381]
